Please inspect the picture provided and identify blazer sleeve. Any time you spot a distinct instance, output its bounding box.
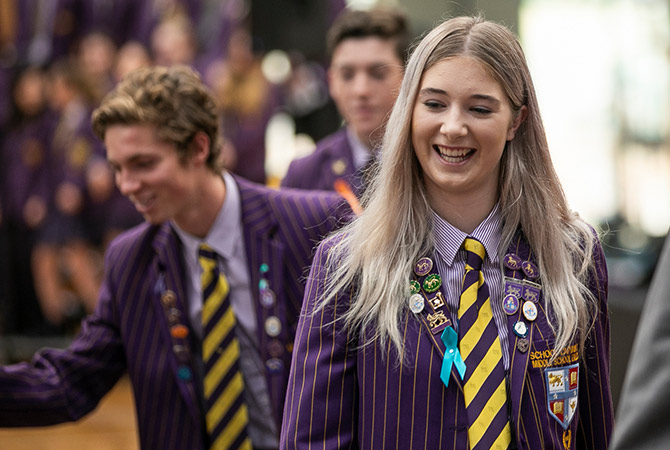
[280,239,359,450]
[610,234,670,450]
[0,246,127,425]
[576,237,615,449]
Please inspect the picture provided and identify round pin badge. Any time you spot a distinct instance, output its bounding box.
[409,294,425,314]
[173,344,190,363]
[502,293,520,315]
[259,263,269,274]
[522,261,539,279]
[422,274,442,293]
[513,320,529,338]
[265,357,284,374]
[265,316,282,337]
[409,280,421,295]
[413,257,433,277]
[522,301,538,322]
[161,290,177,307]
[167,307,181,325]
[177,365,192,381]
[259,278,270,290]
[267,339,284,358]
[170,324,189,339]
[260,288,276,308]
[503,253,522,271]
[331,159,347,175]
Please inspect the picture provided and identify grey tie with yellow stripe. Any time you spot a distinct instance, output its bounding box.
[457,237,511,450]
[199,244,252,450]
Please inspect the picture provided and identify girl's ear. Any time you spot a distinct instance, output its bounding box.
[507,105,528,141]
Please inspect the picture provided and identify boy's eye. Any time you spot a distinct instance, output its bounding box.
[339,70,354,81]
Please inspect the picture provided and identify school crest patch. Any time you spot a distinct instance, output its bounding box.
[545,363,579,429]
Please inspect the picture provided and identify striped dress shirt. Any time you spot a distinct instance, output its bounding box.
[430,203,511,369]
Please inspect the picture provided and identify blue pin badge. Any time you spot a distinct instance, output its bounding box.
[440,327,466,388]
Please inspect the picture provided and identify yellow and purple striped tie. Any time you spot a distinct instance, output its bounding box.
[199,244,252,450]
[457,238,512,450]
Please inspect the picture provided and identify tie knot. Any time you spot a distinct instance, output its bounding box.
[463,237,486,271]
[198,243,216,258]
[198,243,218,270]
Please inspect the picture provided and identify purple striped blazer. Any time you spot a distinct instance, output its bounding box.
[281,232,614,449]
[0,177,350,449]
[281,128,357,193]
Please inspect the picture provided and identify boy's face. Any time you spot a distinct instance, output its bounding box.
[328,36,404,149]
[105,123,199,227]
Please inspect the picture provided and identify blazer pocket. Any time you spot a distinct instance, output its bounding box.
[527,338,581,446]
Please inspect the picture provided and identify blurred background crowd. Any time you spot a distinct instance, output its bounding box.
[0,0,350,341]
[0,0,669,411]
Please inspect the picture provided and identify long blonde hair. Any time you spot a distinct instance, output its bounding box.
[320,16,598,361]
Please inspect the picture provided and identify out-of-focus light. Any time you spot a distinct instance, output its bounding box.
[265,112,316,185]
[261,50,292,85]
[346,0,377,9]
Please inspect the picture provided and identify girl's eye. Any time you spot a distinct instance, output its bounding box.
[471,106,492,115]
[424,100,444,109]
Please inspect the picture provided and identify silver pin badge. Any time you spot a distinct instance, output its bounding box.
[409,293,425,314]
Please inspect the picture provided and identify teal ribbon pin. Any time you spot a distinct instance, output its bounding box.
[440,327,466,388]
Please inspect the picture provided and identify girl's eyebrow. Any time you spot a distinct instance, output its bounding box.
[418,88,502,107]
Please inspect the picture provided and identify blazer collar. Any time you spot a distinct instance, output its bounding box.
[235,175,288,428]
[152,223,202,427]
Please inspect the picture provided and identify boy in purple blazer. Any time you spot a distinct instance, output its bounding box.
[281,7,408,196]
[0,65,349,450]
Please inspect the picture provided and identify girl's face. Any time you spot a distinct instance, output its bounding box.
[411,56,523,208]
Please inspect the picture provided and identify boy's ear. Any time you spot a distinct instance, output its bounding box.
[190,131,211,165]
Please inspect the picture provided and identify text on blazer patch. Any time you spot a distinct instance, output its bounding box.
[531,343,579,369]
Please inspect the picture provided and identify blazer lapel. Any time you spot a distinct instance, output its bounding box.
[152,224,201,427]
[237,178,288,427]
[504,232,539,435]
[413,276,465,391]
[329,129,358,181]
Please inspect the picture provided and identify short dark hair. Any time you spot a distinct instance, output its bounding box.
[326,7,410,64]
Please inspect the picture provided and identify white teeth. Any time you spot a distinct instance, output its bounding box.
[435,146,473,162]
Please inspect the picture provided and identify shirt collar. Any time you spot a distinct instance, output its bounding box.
[431,203,502,266]
[346,127,373,170]
[171,171,242,262]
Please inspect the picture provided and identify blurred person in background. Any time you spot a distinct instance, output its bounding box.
[113,40,152,82]
[0,65,350,449]
[76,31,118,103]
[150,8,207,73]
[281,6,408,196]
[0,66,57,335]
[31,59,105,328]
[208,25,280,184]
